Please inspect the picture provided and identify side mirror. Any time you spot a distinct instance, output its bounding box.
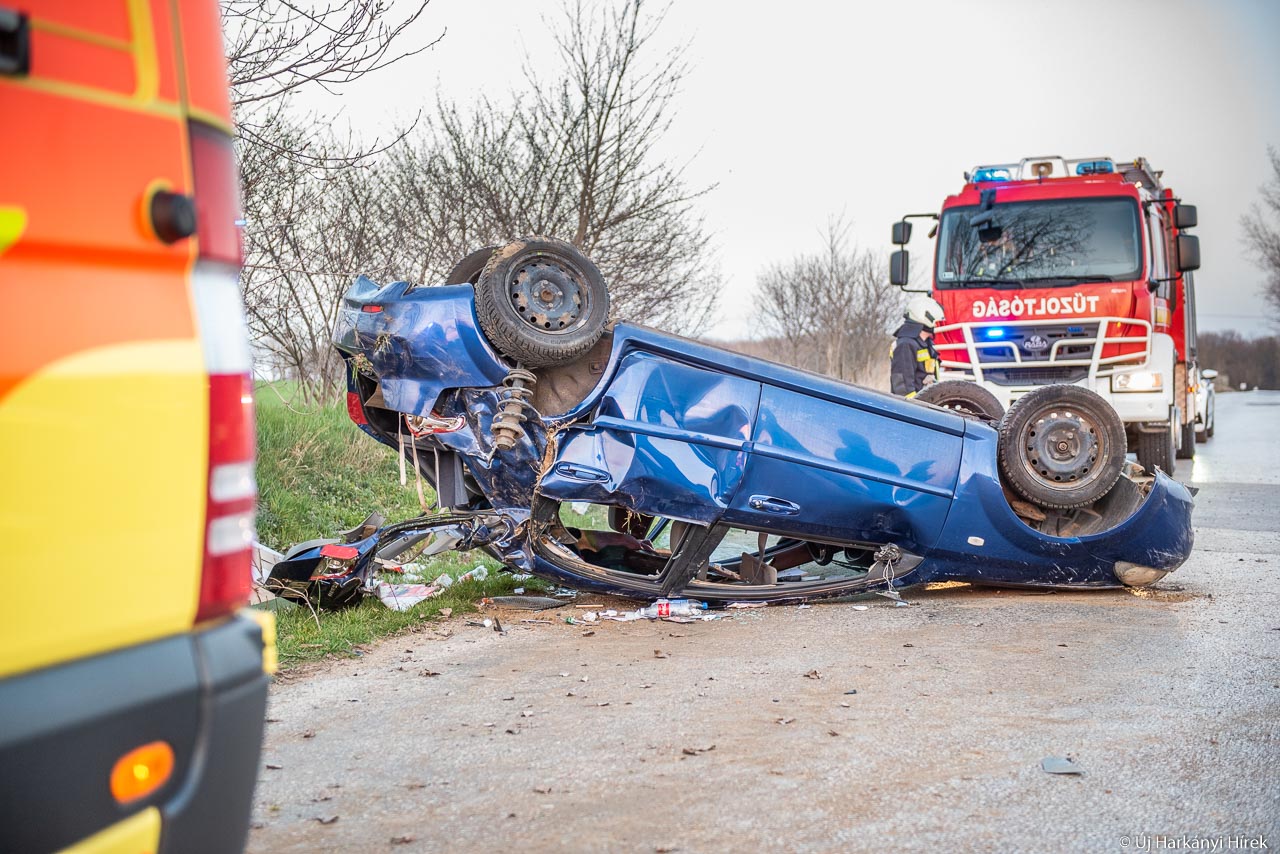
[1174,204,1198,229]
[890,250,910,286]
[1201,368,1218,380]
[1177,234,1200,272]
[891,221,913,245]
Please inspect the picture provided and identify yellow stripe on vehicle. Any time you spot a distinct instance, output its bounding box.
[0,340,206,678]
[57,806,160,854]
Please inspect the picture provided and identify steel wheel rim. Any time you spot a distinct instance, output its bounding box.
[508,256,590,335]
[1018,406,1106,492]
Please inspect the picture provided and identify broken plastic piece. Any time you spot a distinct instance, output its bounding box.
[1040,756,1084,775]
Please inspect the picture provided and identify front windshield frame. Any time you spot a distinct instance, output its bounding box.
[934,196,1144,289]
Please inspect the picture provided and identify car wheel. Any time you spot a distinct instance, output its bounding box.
[1136,422,1176,476]
[1206,398,1215,438]
[445,245,499,285]
[474,237,610,367]
[997,384,1127,509]
[914,380,1005,422]
[1177,420,1196,459]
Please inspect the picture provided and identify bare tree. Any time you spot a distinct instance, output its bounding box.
[1242,145,1280,322]
[222,0,438,169]
[375,0,720,335]
[754,219,899,387]
[223,0,440,399]
[235,0,719,399]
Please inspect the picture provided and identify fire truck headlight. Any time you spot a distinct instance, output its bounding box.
[1112,371,1164,392]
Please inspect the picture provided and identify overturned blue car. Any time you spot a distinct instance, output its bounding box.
[274,238,1194,606]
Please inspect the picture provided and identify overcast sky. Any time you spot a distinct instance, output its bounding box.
[305,0,1280,339]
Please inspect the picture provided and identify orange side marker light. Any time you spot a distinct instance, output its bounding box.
[110,741,175,804]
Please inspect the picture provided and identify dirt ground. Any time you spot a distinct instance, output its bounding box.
[247,393,1279,852]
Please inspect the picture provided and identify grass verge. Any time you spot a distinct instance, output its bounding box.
[255,382,545,669]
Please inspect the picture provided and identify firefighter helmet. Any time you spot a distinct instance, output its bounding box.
[904,295,945,330]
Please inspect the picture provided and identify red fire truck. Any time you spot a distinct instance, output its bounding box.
[890,155,1202,475]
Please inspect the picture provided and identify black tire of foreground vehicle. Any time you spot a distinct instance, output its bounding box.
[1136,423,1176,476]
[915,380,1005,422]
[474,237,611,367]
[997,384,1128,510]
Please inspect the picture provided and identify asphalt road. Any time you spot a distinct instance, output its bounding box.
[248,390,1279,853]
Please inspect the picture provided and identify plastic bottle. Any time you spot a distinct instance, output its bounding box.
[636,598,708,619]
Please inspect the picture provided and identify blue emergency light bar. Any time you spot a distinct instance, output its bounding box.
[1075,160,1114,175]
[972,168,1012,183]
[983,327,1007,339]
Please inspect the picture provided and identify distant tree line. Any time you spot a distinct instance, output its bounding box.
[745,219,899,389]
[223,0,719,401]
[1198,332,1280,390]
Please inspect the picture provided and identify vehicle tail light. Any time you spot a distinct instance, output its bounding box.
[347,391,369,425]
[190,119,256,622]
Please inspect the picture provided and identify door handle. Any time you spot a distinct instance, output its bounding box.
[553,462,610,483]
[748,494,800,515]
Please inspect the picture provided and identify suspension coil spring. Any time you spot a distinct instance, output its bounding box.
[493,366,538,451]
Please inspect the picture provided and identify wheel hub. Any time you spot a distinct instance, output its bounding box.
[1023,409,1101,487]
[509,261,585,333]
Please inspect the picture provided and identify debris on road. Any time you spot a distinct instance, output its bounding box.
[374,582,442,611]
[635,599,708,619]
[1041,756,1085,775]
[803,669,822,680]
[682,745,716,756]
[486,596,565,611]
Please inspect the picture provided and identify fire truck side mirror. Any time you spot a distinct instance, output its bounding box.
[890,250,910,286]
[892,221,913,245]
[1174,204,1198,229]
[1176,234,1201,272]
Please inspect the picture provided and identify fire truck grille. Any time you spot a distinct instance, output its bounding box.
[983,367,1090,386]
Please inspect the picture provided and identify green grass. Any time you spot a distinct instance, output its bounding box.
[254,382,544,668]
[255,382,426,550]
[272,574,536,667]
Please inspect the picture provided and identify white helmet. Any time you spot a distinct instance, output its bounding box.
[904,295,945,330]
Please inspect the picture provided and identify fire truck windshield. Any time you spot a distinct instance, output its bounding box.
[935,197,1142,289]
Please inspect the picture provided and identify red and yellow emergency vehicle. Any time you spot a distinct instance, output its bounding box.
[0,2,271,851]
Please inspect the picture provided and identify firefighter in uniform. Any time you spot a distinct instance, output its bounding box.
[890,295,945,398]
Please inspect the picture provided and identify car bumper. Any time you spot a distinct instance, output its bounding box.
[0,612,271,854]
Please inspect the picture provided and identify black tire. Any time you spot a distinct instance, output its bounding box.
[915,381,1005,422]
[1136,423,1176,476]
[445,245,499,285]
[1177,420,1196,459]
[997,384,1127,509]
[473,237,610,367]
[1205,398,1215,438]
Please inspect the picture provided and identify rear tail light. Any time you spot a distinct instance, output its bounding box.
[346,391,369,425]
[189,119,256,622]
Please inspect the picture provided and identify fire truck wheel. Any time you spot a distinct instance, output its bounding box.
[1177,421,1196,459]
[914,381,1005,422]
[445,245,500,285]
[997,384,1127,510]
[474,237,610,367]
[1136,424,1176,476]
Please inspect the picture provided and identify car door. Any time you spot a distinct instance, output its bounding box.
[539,349,759,525]
[723,383,964,554]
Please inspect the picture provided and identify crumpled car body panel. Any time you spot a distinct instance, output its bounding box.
[329,280,1194,600]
